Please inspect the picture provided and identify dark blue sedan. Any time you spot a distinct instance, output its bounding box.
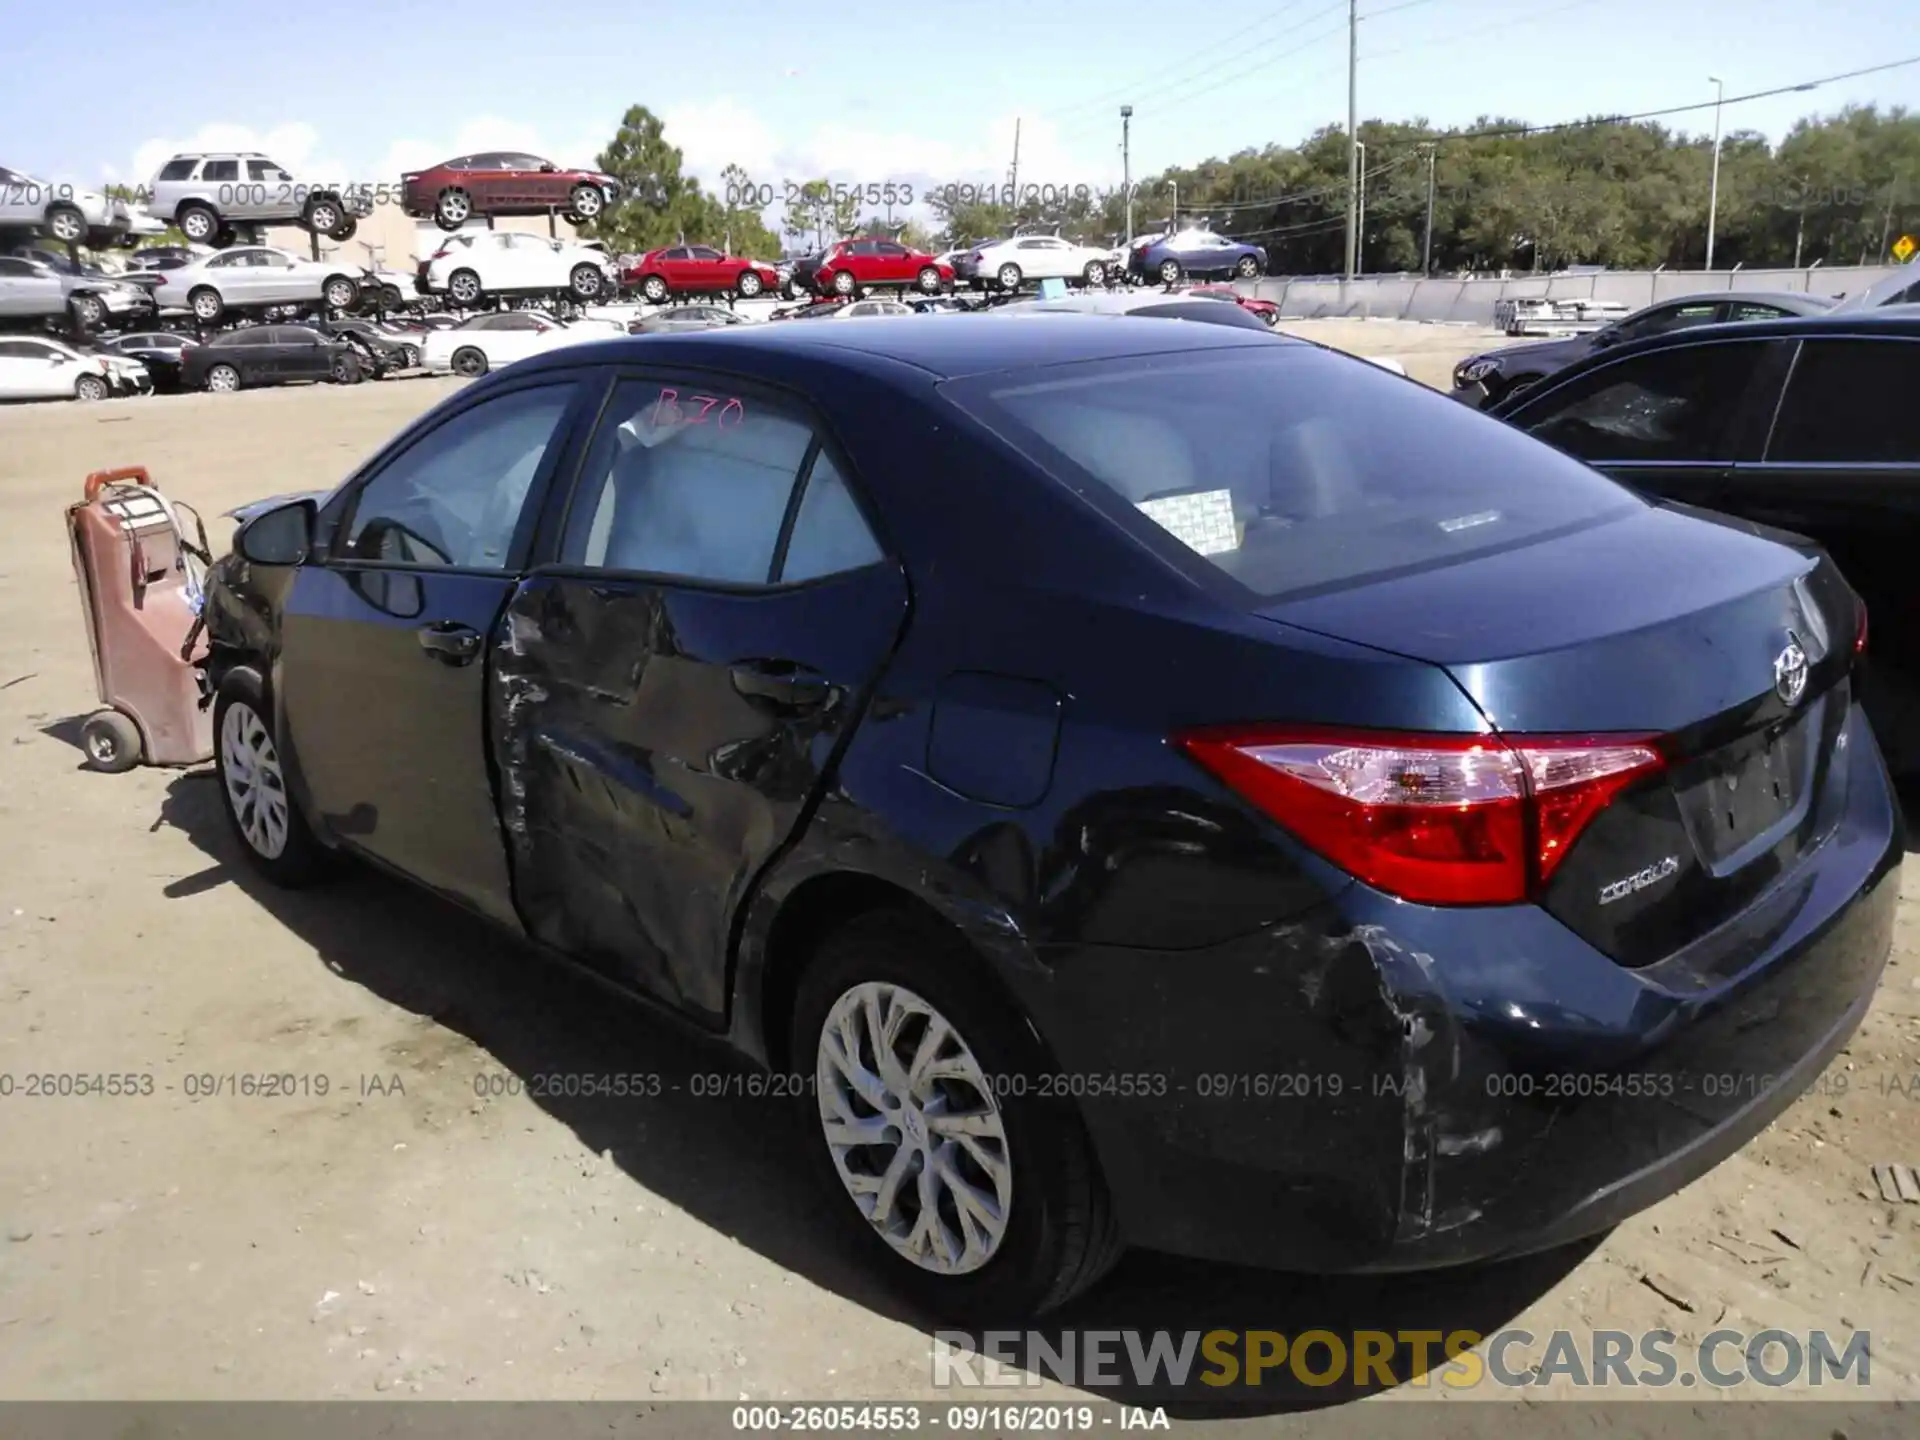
[197,315,1897,1322]
[1130,227,1267,283]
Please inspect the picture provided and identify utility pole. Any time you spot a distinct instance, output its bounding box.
[1008,119,1022,207]
[1344,0,1359,280]
[1355,140,1367,274]
[1170,179,1178,229]
[1121,106,1133,244]
[1880,176,1900,258]
[1422,144,1437,276]
[1706,75,1725,269]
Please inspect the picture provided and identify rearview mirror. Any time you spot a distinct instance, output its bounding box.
[237,499,316,566]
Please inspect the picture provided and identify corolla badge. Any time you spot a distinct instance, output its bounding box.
[1598,855,1680,906]
[1774,630,1810,707]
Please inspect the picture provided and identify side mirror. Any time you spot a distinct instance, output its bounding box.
[1592,327,1620,348]
[237,499,316,566]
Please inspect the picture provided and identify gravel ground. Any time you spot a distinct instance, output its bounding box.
[1,329,1916,1420]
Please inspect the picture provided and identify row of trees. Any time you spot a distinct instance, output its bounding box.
[578,102,1920,273]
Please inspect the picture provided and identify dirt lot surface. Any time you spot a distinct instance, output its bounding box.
[1,332,1918,1423]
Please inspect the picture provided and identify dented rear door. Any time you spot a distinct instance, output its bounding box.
[492,373,909,1023]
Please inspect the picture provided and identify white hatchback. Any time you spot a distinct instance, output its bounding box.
[421,232,615,306]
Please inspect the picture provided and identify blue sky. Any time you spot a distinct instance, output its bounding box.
[4,0,1914,202]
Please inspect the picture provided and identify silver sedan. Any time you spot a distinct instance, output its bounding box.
[147,246,361,323]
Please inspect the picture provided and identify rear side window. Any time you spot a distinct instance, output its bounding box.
[1768,339,1920,464]
[945,347,1639,600]
[1515,342,1768,463]
[157,159,197,181]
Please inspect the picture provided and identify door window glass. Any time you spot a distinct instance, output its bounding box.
[1728,302,1789,322]
[1514,342,1767,462]
[781,451,883,582]
[202,160,239,182]
[1615,301,1720,342]
[342,385,575,568]
[562,379,817,583]
[1767,340,1920,464]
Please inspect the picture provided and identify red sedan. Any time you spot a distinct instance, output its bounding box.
[1187,283,1279,325]
[624,245,782,302]
[806,238,953,297]
[401,153,622,231]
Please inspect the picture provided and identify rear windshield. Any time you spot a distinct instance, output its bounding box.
[942,346,1642,600]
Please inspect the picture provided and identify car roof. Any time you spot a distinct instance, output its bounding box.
[509,311,1284,382]
[1608,307,1920,355]
[1649,290,1835,311]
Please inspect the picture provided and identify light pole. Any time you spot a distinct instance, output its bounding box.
[1421,144,1437,276]
[1354,141,1367,275]
[1706,75,1725,270]
[1121,106,1133,245]
[1170,180,1178,230]
[1344,0,1358,280]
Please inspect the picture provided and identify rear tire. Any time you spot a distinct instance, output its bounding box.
[69,293,106,329]
[304,196,344,235]
[832,269,856,296]
[790,909,1123,1322]
[205,363,240,393]
[1235,255,1260,278]
[81,709,142,771]
[918,266,943,293]
[46,203,87,244]
[189,286,223,323]
[1082,260,1105,287]
[451,346,488,377]
[322,276,358,311]
[640,274,668,303]
[213,669,333,886]
[177,203,219,244]
[568,264,604,301]
[996,262,1023,291]
[736,270,763,298]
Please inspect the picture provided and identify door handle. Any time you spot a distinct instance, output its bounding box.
[730,660,830,711]
[417,621,482,665]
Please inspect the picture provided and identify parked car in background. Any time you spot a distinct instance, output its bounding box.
[628,304,754,334]
[1129,228,1266,284]
[1829,261,1920,312]
[968,234,1112,290]
[816,297,915,319]
[0,334,145,399]
[0,254,153,330]
[401,154,622,231]
[1453,291,1837,407]
[1187,283,1279,325]
[149,246,360,324]
[97,331,198,391]
[146,153,370,244]
[126,246,203,272]
[1490,310,1916,771]
[419,309,624,376]
[799,238,953,297]
[181,324,360,392]
[623,246,781,303]
[996,288,1278,330]
[0,166,128,245]
[200,314,1896,1321]
[315,317,417,374]
[420,231,614,306]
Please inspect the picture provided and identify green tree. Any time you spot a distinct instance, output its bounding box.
[582,104,714,253]
[717,164,782,258]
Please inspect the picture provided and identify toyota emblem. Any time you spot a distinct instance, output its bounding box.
[1774,631,1809,707]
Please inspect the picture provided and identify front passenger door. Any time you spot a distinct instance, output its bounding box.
[1499,337,1784,509]
[494,373,910,1021]
[278,377,590,928]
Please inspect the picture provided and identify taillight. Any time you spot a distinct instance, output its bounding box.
[1176,726,1664,906]
[1855,598,1869,656]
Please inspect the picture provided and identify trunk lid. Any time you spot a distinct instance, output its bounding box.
[1259,504,1863,966]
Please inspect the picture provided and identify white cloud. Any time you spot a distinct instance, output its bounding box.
[116,122,349,188]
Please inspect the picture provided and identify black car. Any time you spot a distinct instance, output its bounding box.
[1452,291,1837,408]
[315,317,418,373]
[99,330,198,391]
[1490,308,1920,774]
[197,316,1896,1321]
[180,324,360,392]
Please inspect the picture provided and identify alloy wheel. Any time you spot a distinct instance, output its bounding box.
[815,981,1013,1276]
[449,273,480,304]
[571,186,604,217]
[221,701,290,860]
[207,365,239,393]
[438,191,470,224]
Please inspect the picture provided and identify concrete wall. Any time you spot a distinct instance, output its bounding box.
[1249,265,1906,325]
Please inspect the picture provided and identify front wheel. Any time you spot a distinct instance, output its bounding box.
[1082,260,1105,287]
[69,294,107,329]
[304,197,344,235]
[736,270,763,298]
[451,346,488,377]
[213,670,333,886]
[791,910,1123,1321]
[918,266,943,293]
[996,263,1023,291]
[322,276,358,310]
[569,264,604,301]
[567,183,605,221]
[46,203,87,244]
[832,269,856,296]
[446,269,482,305]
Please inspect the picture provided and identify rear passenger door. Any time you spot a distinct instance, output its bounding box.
[494,370,910,1021]
[1499,337,1786,509]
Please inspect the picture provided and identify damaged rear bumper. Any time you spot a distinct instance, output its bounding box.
[1022,703,1900,1274]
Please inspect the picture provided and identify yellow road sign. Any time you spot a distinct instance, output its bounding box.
[1894,233,1917,264]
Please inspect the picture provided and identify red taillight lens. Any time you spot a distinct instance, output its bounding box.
[1855,598,1869,656]
[1176,726,1664,906]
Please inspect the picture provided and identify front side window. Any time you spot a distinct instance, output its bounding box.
[945,346,1641,601]
[562,379,860,585]
[341,385,576,569]
[1767,340,1920,464]
[1516,342,1768,463]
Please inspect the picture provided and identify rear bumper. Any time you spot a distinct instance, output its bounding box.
[1020,701,1900,1273]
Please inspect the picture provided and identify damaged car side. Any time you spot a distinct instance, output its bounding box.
[195,316,1901,1322]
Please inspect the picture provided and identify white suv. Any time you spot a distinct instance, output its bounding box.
[420,231,614,305]
[145,153,372,246]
